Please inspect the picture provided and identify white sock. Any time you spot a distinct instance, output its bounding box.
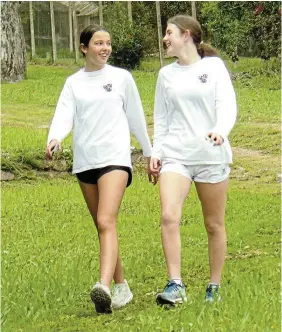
[100,280,110,290]
[209,282,219,287]
[170,278,183,286]
[115,280,126,285]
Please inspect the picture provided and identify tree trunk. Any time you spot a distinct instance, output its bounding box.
[73,10,79,63]
[191,1,197,19]
[128,1,132,24]
[1,1,26,82]
[156,1,164,68]
[99,1,103,26]
[69,2,73,52]
[50,1,57,63]
[29,1,36,58]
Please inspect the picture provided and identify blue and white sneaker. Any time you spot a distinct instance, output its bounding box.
[156,281,187,306]
[205,284,221,302]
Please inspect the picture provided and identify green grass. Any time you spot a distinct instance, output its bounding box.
[230,122,280,155]
[2,177,280,332]
[235,88,280,123]
[1,66,76,107]
[1,57,281,331]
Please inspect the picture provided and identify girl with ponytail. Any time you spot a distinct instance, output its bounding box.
[150,15,237,305]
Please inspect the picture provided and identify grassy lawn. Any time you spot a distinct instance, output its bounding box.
[1,57,280,331]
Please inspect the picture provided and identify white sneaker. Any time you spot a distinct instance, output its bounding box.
[90,282,112,314]
[112,279,133,309]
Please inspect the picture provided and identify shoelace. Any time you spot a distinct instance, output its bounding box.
[164,281,182,294]
[112,284,127,297]
[206,285,218,297]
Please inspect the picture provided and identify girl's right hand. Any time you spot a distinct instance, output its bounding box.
[46,139,60,160]
[150,158,162,182]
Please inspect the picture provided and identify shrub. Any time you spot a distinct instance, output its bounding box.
[104,2,147,70]
[108,24,144,70]
[199,2,281,58]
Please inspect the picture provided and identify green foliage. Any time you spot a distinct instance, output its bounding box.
[139,1,281,59]
[131,1,159,54]
[20,1,281,63]
[142,1,191,37]
[158,1,191,19]
[249,2,281,58]
[108,26,143,70]
[104,3,146,69]
[199,1,281,58]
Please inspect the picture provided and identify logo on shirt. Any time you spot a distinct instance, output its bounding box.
[198,74,208,83]
[103,83,112,92]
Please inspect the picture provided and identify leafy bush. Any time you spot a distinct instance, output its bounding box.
[199,1,281,58]
[104,3,146,69]
[104,18,143,70]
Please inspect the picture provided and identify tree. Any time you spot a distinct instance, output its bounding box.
[99,1,103,26]
[68,2,73,53]
[127,1,132,24]
[29,1,36,58]
[191,1,197,19]
[50,1,57,63]
[1,1,26,82]
[156,1,164,67]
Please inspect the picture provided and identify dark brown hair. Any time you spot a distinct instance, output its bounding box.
[80,24,110,57]
[168,15,218,58]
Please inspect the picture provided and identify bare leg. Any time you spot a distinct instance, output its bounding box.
[78,171,127,287]
[113,256,124,284]
[96,170,128,288]
[195,180,228,284]
[160,172,191,280]
[78,181,99,225]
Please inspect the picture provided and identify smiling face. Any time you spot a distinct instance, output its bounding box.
[80,30,112,70]
[163,23,187,57]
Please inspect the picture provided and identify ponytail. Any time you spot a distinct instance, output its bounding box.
[196,42,218,58]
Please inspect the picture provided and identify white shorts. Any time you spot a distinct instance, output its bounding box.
[160,161,230,183]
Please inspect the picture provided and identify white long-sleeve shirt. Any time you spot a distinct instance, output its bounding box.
[152,57,237,164]
[47,65,152,173]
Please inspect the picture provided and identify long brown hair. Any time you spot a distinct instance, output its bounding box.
[168,15,218,58]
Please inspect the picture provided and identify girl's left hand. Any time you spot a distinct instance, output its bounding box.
[207,132,224,145]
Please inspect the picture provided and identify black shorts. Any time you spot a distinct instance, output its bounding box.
[76,165,132,187]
